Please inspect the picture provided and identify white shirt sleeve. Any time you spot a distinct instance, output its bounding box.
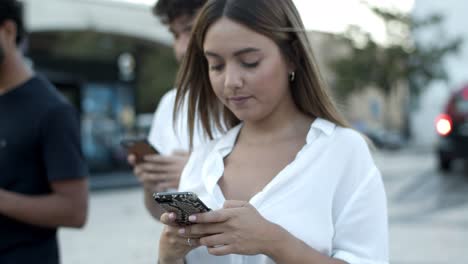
[147,89,180,155]
[332,166,389,264]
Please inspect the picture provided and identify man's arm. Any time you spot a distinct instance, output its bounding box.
[0,178,88,228]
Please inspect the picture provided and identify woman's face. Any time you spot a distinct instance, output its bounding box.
[203,17,294,123]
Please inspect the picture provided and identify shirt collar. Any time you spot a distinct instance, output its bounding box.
[200,119,336,203]
[213,123,243,157]
[306,117,336,143]
[201,124,242,201]
[213,118,336,153]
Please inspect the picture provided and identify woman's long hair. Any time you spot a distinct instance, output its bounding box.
[174,0,349,148]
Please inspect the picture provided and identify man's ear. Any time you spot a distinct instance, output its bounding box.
[1,20,18,46]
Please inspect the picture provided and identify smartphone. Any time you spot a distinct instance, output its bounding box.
[153,191,211,226]
[120,138,159,163]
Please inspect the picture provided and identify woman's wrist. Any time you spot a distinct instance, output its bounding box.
[158,258,184,264]
[262,222,294,260]
[264,223,316,263]
[263,225,337,264]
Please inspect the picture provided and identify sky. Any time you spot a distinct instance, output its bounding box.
[412,0,468,88]
[114,0,414,42]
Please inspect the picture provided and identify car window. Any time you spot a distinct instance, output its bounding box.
[455,96,468,113]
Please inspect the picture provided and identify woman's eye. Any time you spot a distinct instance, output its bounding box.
[242,61,259,68]
[209,64,224,71]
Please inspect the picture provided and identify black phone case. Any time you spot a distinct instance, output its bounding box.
[153,192,211,225]
[120,139,159,162]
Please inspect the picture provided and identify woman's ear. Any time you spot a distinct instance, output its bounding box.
[287,62,296,75]
[287,58,297,76]
[287,38,301,73]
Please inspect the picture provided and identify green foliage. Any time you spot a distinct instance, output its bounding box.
[52,31,135,60]
[330,5,463,100]
[137,45,178,113]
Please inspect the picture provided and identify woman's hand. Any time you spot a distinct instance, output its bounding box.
[158,212,201,264]
[178,200,282,257]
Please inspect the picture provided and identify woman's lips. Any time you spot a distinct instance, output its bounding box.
[228,96,252,106]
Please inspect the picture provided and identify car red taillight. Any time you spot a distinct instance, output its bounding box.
[436,114,453,136]
[463,88,468,100]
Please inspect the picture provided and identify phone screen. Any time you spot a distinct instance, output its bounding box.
[153,191,211,225]
[121,139,159,163]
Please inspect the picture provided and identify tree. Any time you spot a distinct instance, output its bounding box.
[329,3,463,133]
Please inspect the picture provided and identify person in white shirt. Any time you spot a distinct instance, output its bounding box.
[128,0,210,220]
[157,0,389,264]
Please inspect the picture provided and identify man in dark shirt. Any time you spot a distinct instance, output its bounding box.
[0,1,89,263]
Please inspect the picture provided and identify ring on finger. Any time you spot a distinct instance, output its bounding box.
[186,237,193,247]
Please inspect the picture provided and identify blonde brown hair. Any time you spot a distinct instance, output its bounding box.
[175,0,349,148]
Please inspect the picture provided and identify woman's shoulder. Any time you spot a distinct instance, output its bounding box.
[332,126,370,152]
[315,124,375,168]
[325,125,380,195]
[312,118,366,146]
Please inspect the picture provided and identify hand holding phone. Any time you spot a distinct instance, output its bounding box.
[121,138,159,163]
[153,191,211,226]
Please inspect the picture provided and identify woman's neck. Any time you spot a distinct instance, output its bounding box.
[238,105,314,146]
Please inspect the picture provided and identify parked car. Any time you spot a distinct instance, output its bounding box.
[356,126,406,151]
[435,84,468,171]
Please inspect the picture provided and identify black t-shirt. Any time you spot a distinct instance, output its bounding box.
[0,76,88,262]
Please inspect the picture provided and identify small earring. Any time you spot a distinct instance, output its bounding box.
[289,71,296,82]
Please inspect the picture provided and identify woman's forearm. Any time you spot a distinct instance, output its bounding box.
[265,224,347,264]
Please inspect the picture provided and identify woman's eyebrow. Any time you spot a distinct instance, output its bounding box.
[204,47,261,58]
[233,47,261,56]
[204,51,221,58]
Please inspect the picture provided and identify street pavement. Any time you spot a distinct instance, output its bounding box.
[59,147,468,263]
[59,188,162,264]
[375,148,468,264]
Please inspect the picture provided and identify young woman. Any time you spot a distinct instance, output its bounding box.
[158,0,388,263]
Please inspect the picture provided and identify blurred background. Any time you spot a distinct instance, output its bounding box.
[17,0,468,263]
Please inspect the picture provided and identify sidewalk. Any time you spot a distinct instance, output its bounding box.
[59,187,163,264]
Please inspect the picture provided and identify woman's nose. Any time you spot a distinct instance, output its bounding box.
[224,64,243,90]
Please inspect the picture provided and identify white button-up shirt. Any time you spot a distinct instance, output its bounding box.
[148,89,209,155]
[178,118,389,264]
